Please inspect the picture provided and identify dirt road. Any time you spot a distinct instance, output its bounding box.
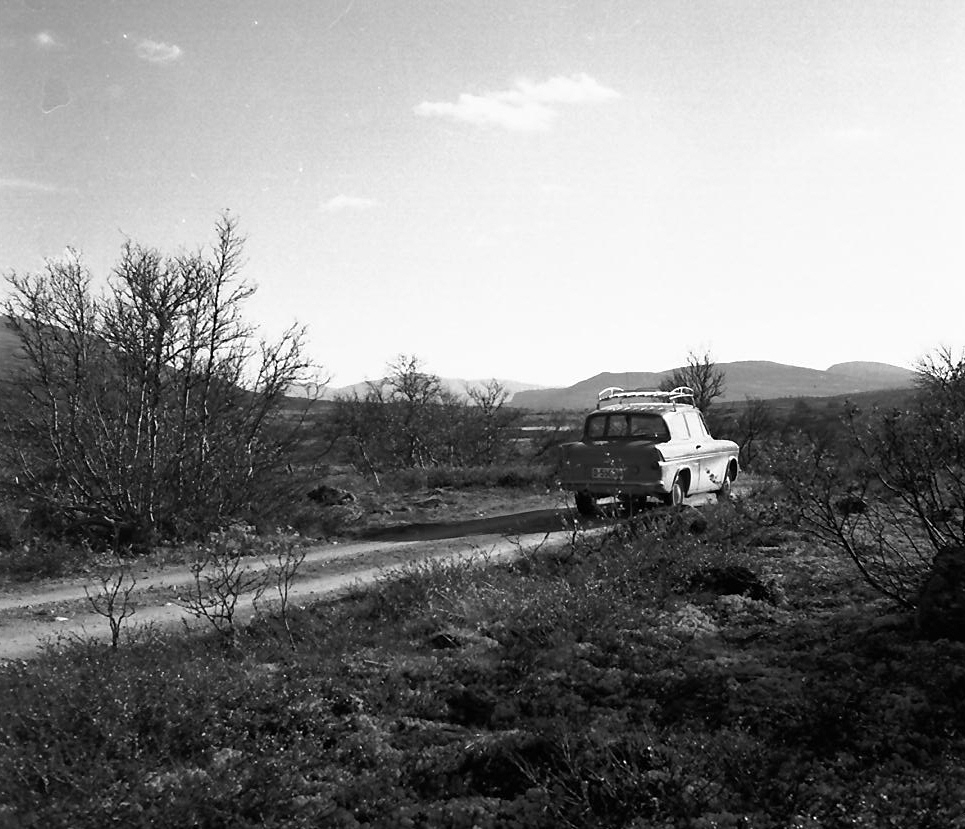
[0,486,729,660]
[0,503,582,661]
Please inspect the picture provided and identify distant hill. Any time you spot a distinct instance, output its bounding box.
[1,322,917,412]
[0,318,24,376]
[825,361,918,386]
[291,377,547,401]
[0,318,19,358]
[509,360,918,411]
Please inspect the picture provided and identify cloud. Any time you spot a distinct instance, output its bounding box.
[0,177,61,193]
[416,95,553,131]
[41,75,71,113]
[320,195,379,213]
[415,73,620,131]
[135,39,183,64]
[34,31,62,49]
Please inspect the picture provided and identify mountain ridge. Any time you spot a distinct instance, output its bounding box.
[0,318,918,408]
[509,360,917,411]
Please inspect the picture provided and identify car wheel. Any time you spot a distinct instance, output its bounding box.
[575,492,598,517]
[661,476,685,508]
[716,470,733,502]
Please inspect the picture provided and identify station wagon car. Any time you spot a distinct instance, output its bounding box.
[559,386,739,515]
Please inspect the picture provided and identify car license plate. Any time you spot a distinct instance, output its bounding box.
[592,467,624,480]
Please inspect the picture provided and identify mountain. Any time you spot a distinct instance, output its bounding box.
[1,321,917,410]
[509,360,918,411]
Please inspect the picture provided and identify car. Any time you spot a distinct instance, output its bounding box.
[558,386,739,515]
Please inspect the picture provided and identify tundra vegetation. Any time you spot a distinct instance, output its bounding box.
[1,351,964,825]
[2,499,965,827]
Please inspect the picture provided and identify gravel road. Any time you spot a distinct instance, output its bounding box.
[0,505,579,660]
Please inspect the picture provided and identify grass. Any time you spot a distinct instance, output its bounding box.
[2,496,964,827]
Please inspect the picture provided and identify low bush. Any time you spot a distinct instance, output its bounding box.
[0,536,90,581]
[382,464,554,493]
[0,500,27,550]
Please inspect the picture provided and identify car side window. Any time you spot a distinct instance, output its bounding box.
[699,412,712,437]
[684,412,707,438]
[666,412,690,440]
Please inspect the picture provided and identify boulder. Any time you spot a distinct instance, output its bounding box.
[687,565,780,605]
[306,485,356,506]
[414,495,446,509]
[917,546,965,641]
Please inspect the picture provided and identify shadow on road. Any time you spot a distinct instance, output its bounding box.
[356,494,701,543]
[358,507,587,542]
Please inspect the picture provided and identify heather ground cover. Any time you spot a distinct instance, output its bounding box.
[2,498,964,828]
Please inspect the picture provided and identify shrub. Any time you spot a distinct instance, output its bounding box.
[769,348,965,608]
[1,214,315,551]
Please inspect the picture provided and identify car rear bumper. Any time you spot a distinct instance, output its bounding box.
[559,478,671,497]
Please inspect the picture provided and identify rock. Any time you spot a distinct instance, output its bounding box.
[687,565,779,604]
[917,546,965,641]
[306,485,356,506]
[427,626,500,652]
[428,630,464,649]
[414,496,446,509]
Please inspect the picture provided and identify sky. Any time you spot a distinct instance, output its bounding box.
[2,0,964,388]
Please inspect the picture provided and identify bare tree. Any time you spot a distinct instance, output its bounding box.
[328,358,524,478]
[1,214,314,548]
[660,350,726,411]
[267,539,308,650]
[84,561,138,650]
[180,531,269,643]
[465,379,521,465]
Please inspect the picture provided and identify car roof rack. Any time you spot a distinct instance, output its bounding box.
[597,386,695,409]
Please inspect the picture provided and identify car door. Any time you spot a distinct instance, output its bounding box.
[682,411,709,492]
[664,411,698,491]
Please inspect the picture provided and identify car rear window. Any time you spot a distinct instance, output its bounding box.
[585,413,670,441]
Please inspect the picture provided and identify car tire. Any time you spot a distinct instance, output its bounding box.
[575,492,598,517]
[661,475,685,508]
[716,469,733,502]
